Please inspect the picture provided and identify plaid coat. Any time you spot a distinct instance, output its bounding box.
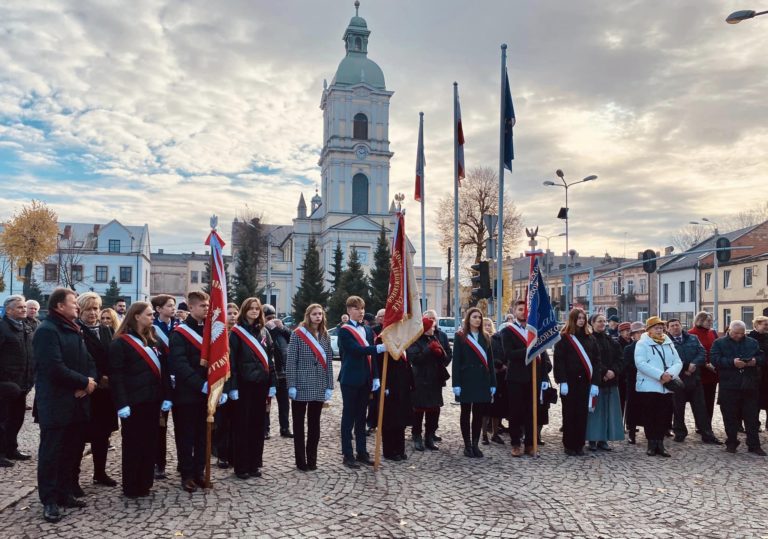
[286,328,334,402]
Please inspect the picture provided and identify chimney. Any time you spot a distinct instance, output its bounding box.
[63,225,72,239]
[93,224,101,235]
[664,246,674,256]
[158,248,164,254]
[637,251,644,259]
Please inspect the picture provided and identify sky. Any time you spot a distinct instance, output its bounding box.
[1,0,767,271]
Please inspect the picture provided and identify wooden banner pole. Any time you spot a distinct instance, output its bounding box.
[373,352,390,471]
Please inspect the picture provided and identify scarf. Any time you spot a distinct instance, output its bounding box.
[49,309,82,334]
[648,332,666,345]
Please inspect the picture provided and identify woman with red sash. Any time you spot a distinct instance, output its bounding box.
[553,308,601,456]
[228,297,276,480]
[286,304,335,471]
[452,307,497,458]
[109,302,172,497]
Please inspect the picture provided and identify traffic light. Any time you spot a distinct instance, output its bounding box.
[471,260,491,299]
[716,237,731,263]
[642,249,657,274]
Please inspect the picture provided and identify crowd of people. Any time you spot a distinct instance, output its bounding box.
[1,289,767,523]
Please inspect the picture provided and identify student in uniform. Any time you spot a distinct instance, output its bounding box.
[150,294,178,480]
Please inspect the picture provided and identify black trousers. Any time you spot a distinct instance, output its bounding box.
[412,409,439,437]
[233,380,269,475]
[720,388,761,449]
[702,382,717,422]
[173,402,207,481]
[639,392,674,441]
[561,385,589,451]
[291,400,323,467]
[121,401,160,495]
[38,422,86,505]
[460,403,485,446]
[340,384,370,459]
[507,381,534,447]
[382,426,406,458]
[214,402,234,462]
[0,391,28,456]
[156,409,177,471]
[367,390,379,429]
[673,380,713,438]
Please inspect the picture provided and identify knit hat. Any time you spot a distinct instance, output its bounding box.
[629,321,644,334]
[422,317,434,332]
[645,316,665,330]
[618,322,631,332]
[177,302,189,312]
[608,315,620,323]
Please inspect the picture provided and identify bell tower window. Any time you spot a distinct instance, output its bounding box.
[353,113,368,140]
[352,174,369,215]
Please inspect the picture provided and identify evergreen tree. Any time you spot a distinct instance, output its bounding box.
[368,224,390,314]
[202,258,235,301]
[292,236,329,321]
[327,285,348,327]
[103,277,122,307]
[328,247,371,325]
[327,238,344,291]
[232,218,266,305]
[26,275,43,303]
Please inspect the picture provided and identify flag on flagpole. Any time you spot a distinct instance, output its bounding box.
[503,68,516,171]
[380,209,423,359]
[414,115,425,202]
[525,257,560,365]
[202,216,230,420]
[456,90,465,184]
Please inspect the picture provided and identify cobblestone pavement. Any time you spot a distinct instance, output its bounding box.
[2,387,768,539]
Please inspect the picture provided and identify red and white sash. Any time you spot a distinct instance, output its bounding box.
[175,324,203,351]
[295,326,328,370]
[153,325,170,352]
[463,332,489,371]
[565,334,593,378]
[232,325,270,370]
[507,322,529,346]
[341,324,373,378]
[121,334,161,379]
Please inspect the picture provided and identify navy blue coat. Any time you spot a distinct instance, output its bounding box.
[711,335,764,391]
[337,322,379,388]
[168,319,207,406]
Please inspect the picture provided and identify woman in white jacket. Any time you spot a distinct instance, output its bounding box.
[634,316,683,457]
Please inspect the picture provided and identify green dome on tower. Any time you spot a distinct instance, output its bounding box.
[331,1,386,90]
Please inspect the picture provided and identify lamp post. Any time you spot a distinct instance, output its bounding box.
[543,170,597,311]
[690,218,720,330]
[726,9,768,23]
[539,232,566,286]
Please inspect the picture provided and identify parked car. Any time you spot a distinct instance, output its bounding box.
[437,317,459,342]
[281,315,296,329]
[328,326,340,360]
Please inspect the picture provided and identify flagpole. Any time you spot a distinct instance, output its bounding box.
[373,351,389,471]
[419,112,427,311]
[528,252,538,458]
[453,83,460,326]
[496,44,507,327]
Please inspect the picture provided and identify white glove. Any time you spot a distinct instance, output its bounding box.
[560,382,569,396]
[288,387,297,400]
[385,389,390,396]
[161,400,173,412]
[453,387,461,397]
[268,386,277,398]
[218,393,228,405]
[117,406,131,419]
[590,385,599,398]
[229,390,239,401]
[201,381,208,394]
[371,378,381,392]
[376,344,386,354]
[490,387,496,396]
[324,389,333,401]
[541,381,550,391]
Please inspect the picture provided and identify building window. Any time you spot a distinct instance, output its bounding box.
[742,306,754,329]
[108,239,121,253]
[723,308,732,328]
[352,173,369,215]
[626,280,634,295]
[704,272,712,290]
[598,282,605,296]
[190,271,199,284]
[119,266,132,283]
[689,280,695,303]
[353,113,368,140]
[662,283,669,304]
[612,281,619,295]
[71,265,83,283]
[744,267,753,288]
[95,266,108,283]
[44,264,58,282]
[723,270,731,289]
[639,279,647,294]
[679,281,685,303]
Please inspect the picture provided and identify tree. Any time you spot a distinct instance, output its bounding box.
[202,258,235,300]
[26,275,43,303]
[328,247,371,323]
[103,277,122,307]
[327,238,344,291]
[232,214,267,305]
[435,166,523,270]
[0,200,58,298]
[57,233,86,290]
[368,224,390,314]
[670,200,768,252]
[292,236,329,320]
[669,223,709,252]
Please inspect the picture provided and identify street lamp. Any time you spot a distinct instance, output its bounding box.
[542,170,598,310]
[726,9,768,23]
[690,218,720,330]
[538,232,566,289]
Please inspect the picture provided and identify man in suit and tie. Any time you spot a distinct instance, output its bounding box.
[338,296,384,468]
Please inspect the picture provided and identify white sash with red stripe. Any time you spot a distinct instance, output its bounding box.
[295,327,328,370]
[175,324,203,350]
[121,334,161,379]
[565,334,593,378]
[507,322,529,346]
[463,332,489,371]
[341,324,373,378]
[232,325,270,370]
[153,325,170,351]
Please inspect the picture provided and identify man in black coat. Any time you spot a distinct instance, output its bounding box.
[33,288,97,523]
[0,295,35,466]
[263,304,292,438]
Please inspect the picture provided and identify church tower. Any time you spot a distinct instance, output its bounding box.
[318,1,393,219]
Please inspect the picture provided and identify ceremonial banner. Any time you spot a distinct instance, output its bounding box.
[525,257,560,365]
[456,90,465,184]
[414,115,426,202]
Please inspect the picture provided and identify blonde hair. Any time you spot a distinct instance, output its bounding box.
[483,317,496,334]
[300,303,328,338]
[100,308,120,332]
[76,292,102,313]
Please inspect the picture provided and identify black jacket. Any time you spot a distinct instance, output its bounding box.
[711,335,764,391]
[168,318,208,405]
[407,334,450,409]
[435,328,453,365]
[109,331,170,409]
[80,323,114,381]
[229,324,276,388]
[670,331,705,386]
[0,315,35,391]
[33,314,96,427]
[623,341,638,390]
[267,324,291,379]
[500,323,533,383]
[553,333,601,388]
[592,331,624,388]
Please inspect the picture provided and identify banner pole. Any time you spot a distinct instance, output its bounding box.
[373,352,390,471]
[531,358,538,457]
[205,419,213,488]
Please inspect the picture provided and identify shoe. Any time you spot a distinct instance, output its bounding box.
[424,434,439,451]
[154,465,167,480]
[463,446,474,458]
[71,485,85,498]
[343,457,360,469]
[193,477,207,489]
[264,432,271,440]
[702,435,722,445]
[0,457,14,468]
[60,495,86,508]
[432,434,442,442]
[524,445,536,456]
[538,438,546,446]
[43,503,62,523]
[665,430,673,438]
[280,429,294,438]
[575,449,586,456]
[490,434,505,445]
[398,453,408,461]
[217,458,230,469]
[250,469,262,477]
[413,435,425,451]
[588,442,598,452]
[356,454,374,466]
[308,464,318,471]
[647,441,657,457]
[384,454,402,461]
[481,434,490,445]
[738,425,746,433]
[628,431,636,445]
[472,444,484,458]
[7,450,31,461]
[511,445,523,458]
[564,449,577,456]
[673,434,685,443]
[656,442,671,457]
[749,447,767,456]
[596,442,612,451]
[93,474,117,487]
[182,479,197,492]
[725,445,738,454]
[366,427,376,436]
[236,472,250,479]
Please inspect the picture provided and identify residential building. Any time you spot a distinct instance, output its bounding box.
[150,249,233,301]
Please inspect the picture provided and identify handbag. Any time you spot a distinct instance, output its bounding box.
[658,345,684,392]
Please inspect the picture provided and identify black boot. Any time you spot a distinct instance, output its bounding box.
[413,434,425,452]
[656,440,671,457]
[472,437,484,457]
[424,432,439,450]
[646,440,657,456]
[463,442,474,458]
